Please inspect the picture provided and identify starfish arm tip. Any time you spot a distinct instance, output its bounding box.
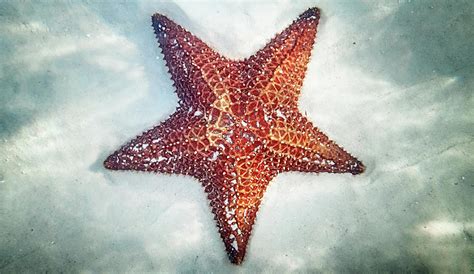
[350,159,365,175]
[103,153,120,170]
[151,12,164,21]
[300,7,321,19]
[151,13,173,35]
[229,252,244,265]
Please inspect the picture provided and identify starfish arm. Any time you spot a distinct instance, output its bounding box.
[246,8,320,107]
[201,155,276,264]
[265,110,365,175]
[152,14,241,110]
[104,109,212,177]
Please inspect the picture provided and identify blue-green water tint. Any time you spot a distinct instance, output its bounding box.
[0,0,472,272]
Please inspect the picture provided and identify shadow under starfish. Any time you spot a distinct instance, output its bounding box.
[104,7,364,264]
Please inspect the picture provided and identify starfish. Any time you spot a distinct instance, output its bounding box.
[104,7,364,264]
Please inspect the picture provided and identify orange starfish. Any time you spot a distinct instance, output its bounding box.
[104,7,364,264]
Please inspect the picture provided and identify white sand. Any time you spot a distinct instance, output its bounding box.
[0,0,472,272]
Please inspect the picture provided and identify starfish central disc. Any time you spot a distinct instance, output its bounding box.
[104,7,364,264]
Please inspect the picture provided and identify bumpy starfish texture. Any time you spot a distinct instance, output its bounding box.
[104,7,364,264]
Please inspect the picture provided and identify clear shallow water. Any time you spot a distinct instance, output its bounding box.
[0,0,473,272]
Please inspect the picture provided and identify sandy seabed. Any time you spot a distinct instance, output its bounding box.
[0,0,473,272]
